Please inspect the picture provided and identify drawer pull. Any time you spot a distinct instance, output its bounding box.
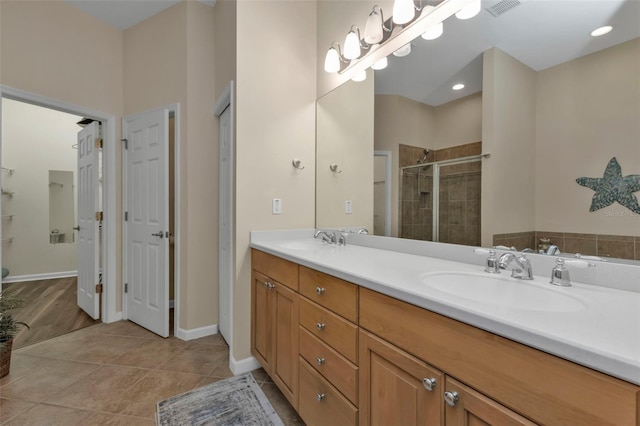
[316,357,325,366]
[316,393,326,402]
[422,377,437,392]
[444,391,459,407]
[315,287,326,295]
[263,281,275,290]
[316,322,326,331]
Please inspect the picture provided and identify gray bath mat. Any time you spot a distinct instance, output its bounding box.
[157,373,284,426]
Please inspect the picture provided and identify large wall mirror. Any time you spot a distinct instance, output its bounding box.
[316,0,640,263]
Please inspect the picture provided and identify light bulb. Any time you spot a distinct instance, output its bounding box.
[371,57,388,70]
[455,0,481,20]
[344,28,361,60]
[364,9,384,44]
[393,0,415,25]
[452,83,465,90]
[351,70,367,82]
[393,43,411,57]
[421,21,443,40]
[324,47,341,73]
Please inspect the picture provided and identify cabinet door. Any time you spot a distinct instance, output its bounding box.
[359,330,444,426]
[271,283,299,409]
[251,271,272,371]
[444,377,537,426]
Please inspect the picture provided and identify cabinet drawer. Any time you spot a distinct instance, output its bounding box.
[300,297,358,363]
[299,266,358,322]
[299,358,358,426]
[299,327,358,405]
[251,249,298,290]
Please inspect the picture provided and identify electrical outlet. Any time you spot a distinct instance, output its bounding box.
[345,200,352,214]
[272,198,282,214]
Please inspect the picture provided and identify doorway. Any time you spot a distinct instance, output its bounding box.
[0,85,118,324]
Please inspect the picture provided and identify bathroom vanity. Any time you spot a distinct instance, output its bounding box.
[250,231,640,426]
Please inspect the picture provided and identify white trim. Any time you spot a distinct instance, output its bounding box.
[374,150,392,236]
[0,85,117,322]
[214,81,234,355]
[175,324,218,341]
[230,355,261,376]
[122,103,181,337]
[3,271,78,283]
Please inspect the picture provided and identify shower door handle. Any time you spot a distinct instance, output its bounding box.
[151,231,164,238]
[73,226,80,231]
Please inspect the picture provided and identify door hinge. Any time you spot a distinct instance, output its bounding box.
[124,283,128,293]
[121,138,128,150]
[124,211,128,221]
[95,283,103,294]
[95,211,103,222]
[95,138,103,149]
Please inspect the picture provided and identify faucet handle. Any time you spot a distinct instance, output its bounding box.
[474,248,500,274]
[550,258,595,286]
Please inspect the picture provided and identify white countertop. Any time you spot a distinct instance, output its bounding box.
[250,230,640,386]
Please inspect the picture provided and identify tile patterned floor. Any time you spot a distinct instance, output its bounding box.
[0,321,304,425]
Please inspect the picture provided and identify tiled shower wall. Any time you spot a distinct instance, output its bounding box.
[400,142,482,246]
[493,231,640,261]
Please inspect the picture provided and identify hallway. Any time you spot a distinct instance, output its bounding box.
[0,321,303,425]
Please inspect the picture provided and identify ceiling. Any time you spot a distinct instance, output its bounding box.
[64,0,639,106]
[375,0,640,106]
[64,0,214,30]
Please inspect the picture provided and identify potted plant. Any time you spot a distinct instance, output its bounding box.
[0,292,29,378]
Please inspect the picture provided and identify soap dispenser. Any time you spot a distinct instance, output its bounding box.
[550,258,571,286]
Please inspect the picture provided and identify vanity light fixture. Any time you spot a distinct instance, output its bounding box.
[344,26,363,60]
[393,0,416,25]
[455,0,481,20]
[324,41,346,73]
[393,43,412,57]
[351,70,367,82]
[590,25,613,37]
[371,56,388,70]
[421,6,444,40]
[452,83,465,90]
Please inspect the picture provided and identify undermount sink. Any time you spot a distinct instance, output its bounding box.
[419,271,586,313]
[278,240,332,251]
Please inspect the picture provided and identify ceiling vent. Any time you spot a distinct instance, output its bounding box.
[486,0,522,17]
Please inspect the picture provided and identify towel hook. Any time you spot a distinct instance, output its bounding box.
[329,163,342,173]
[292,159,305,170]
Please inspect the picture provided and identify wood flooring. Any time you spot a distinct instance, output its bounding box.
[2,277,100,349]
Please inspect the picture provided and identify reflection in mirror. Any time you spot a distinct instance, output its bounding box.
[49,170,75,244]
[316,0,640,262]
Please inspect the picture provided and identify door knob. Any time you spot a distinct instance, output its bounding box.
[422,378,437,391]
[444,391,459,407]
[151,231,164,238]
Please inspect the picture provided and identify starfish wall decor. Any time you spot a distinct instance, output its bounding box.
[576,157,640,214]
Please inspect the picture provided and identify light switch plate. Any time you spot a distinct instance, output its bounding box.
[345,200,352,214]
[272,198,282,214]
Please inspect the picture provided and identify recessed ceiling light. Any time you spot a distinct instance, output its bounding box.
[590,26,613,37]
[452,83,465,91]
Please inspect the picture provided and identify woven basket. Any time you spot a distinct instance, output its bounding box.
[0,338,13,378]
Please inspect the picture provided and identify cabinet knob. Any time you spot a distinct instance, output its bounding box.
[316,322,326,331]
[263,281,270,288]
[422,377,437,391]
[316,393,326,402]
[316,357,325,366]
[268,282,276,289]
[444,391,459,407]
[315,287,326,295]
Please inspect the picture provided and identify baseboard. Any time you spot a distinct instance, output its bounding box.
[230,354,261,375]
[3,270,78,283]
[175,323,218,341]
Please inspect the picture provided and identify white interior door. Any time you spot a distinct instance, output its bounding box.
[218,105,232,344]
[124,109,169,337]
[77,121,100,319]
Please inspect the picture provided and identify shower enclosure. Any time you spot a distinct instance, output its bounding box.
[400,154,484,246]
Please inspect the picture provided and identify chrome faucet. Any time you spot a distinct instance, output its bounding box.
[356,228,368,235]
[546,245,561,255]
[498,253,533,280]
[314,230,336,244]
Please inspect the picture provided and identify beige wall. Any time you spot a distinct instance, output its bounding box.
[481,47,537,246]
[1,98,81,277]
[434,93,483,149]
[234,0,317,361]
[535,38,640,236]
[123,1,218,330]
[316,73,374,230]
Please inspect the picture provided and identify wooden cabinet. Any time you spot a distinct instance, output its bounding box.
[443,377,536,426]
[251,252,299,409]
[359,330,444,426]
